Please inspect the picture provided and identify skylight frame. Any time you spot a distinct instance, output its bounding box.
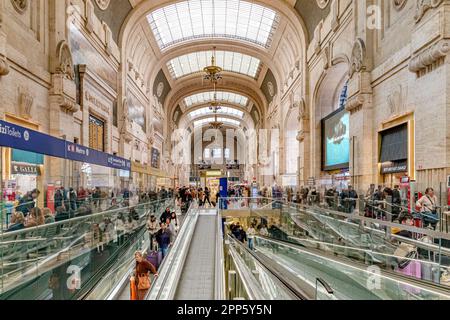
[167,50,262,80]
[193,117,242,128]
[147,0,280,51]
[188,106,245,119]
[184,91,249,108]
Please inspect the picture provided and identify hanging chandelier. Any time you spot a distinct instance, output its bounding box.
[203,47,223,84]
[203,47,223,129]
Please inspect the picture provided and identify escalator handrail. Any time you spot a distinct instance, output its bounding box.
[146,202,199,300]
[316,278,334,295]
[214,213,226,300]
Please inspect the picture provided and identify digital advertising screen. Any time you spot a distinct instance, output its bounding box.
[322,108,350,171]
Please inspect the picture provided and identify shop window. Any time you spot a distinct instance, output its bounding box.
[213,148,222,159]
[339,80,349,109]
[204,148,211,159]
[89,115,105,152]
[380,124,408,163]
[224,148,231,159]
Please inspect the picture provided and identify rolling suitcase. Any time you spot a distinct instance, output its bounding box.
[147,251,161,270]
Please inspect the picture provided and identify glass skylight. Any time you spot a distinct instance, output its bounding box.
[194,117,241,127]
[184,92,248,107]
[189,107,244,119]
[167,51,262,79]
[147,0,279,51]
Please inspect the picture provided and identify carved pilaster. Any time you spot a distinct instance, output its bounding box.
[49,72,79,115]
[85,0,95,33]
[0,25,9,77]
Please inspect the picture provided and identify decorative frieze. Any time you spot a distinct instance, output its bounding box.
[316,0,330,9]
[414,0,443,23]
[11,0,28,14]
[409,40,450,73]
[394,0,408,11]
[95,0,110,11]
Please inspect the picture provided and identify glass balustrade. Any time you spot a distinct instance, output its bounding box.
[0,198,175,299]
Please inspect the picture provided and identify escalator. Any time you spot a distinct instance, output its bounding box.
[252,236,450,300]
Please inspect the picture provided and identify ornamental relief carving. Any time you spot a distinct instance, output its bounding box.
[393,0,408,11]
[349,39,367,78]
[11,0,28,14]
[414,0,443,23]
[316,0,330,9]
[95,0,111,11]
[56,41,75,80]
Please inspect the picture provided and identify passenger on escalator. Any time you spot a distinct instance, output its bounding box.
[247,224,257,250]
[55,206,69,222]
[8,208,26,231]
[160,207,172,224]
[131,251,158,300]
[166,217,177,243]
[155,222,172,259]
[24,207,45,228]
[231,222,241,239]
[43,208,55,224]
[147,215,160,251]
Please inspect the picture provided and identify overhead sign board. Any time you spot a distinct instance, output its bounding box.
[0,120,131,171]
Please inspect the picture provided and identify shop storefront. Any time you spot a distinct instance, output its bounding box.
[379,123,410,186]
[0,120,131,216]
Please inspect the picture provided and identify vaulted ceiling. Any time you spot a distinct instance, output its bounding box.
[92,0,331,131]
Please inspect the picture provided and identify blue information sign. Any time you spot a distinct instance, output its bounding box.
[0,120,131,171]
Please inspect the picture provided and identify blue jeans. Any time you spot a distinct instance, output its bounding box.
[248,238,254,250]
[160,246,169,259]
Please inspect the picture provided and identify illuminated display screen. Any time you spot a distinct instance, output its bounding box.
[322,108,350,171]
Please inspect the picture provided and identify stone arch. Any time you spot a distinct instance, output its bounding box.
[311,62,350,180]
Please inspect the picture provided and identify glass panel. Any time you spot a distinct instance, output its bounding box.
[184,91,248,108]
[193,118,241,127]
[189,107,244,119]
[167,51,262,79]
[147,0,280,51]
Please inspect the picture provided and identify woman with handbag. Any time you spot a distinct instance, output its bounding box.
[131,251,158,300]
